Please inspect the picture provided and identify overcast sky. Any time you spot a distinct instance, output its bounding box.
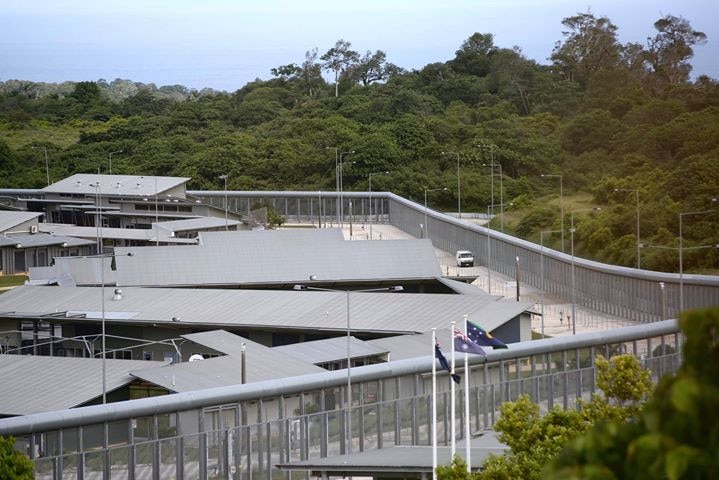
[1,0,716,92]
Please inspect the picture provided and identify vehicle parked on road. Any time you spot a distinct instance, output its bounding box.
[456,250,474,267]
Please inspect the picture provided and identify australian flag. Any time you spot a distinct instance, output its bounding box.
[466,320,508,349]
[453,329,486,356]
[434,342,461,384]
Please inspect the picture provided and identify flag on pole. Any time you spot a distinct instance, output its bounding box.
[435,342,461,384]
[466,320,508,349]
[454,329,486,356]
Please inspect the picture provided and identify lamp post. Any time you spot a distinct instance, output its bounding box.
[642,242,719,317]
[515,256,520,301]
[541,174,564,252]
[326,147,339,226]
[219,175,229,231]
[339,151,354,227]
[570,207,601,335]
[368,171,389,240]
[483,162,504,231]
[477,145,494,214]
[108,149,123,176]
[31,146,50,186]
[614,188,641,269]
[678,205,716,311]
[540,229,563,338]
[293,282,404,454]
[424,187,448,239]
[441,152,461,219]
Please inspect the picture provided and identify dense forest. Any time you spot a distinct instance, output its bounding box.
[0,12,717,274]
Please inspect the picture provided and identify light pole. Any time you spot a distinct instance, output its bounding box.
[515,256,520,301]
[441,152,461,219]
[326,147,339,226]
[541,174,564,252]
[219,175,229,231]
[483,162,504,231]
[570,207,601,335]
[678,205,716,311]
[31,146,50,186]
[485,202,512,295]
[339,151,354,227]
[614,188,641,269]
[91,251,133,404]
[642,242,719,317]
[108,149,123,175]
[477,144,497,229]
[540,229,563,338]
[293,282,403,454]
[368,171,389,240]
[424,187,448,239]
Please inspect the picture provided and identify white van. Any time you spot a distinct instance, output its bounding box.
[456,250,474,267]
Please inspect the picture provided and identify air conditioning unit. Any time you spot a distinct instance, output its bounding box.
[30,225,38,234]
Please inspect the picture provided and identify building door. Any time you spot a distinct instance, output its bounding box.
[13,250,26,273]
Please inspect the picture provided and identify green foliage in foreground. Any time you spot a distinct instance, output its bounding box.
[0,436,33,479]
[437,353,653,480]
[548,307,719,479]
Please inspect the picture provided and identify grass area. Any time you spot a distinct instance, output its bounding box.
[0,274,28,288]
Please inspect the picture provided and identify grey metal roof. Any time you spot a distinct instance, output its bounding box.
[131,333,324,391]
[436,277,487,295]
[180,330,253,357]
[197,228,344,246]
[0,354,164,416]
[0,233,95,249]
[41,174,189,197]
[278,435,507,473]
[0,285,514,336]
[0,211,42,233]
[155,217,242,232]
[30,256,116,285]
[37,223,197,244]
[366,329,456,362]
[112,234,443,286]
[273,336,389,365]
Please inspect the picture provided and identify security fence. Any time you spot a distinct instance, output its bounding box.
[1,320,681,480]
[191,190,719,324]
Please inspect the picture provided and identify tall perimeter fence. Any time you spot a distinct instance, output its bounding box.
[192,190,719,323]
[0,320,682,479]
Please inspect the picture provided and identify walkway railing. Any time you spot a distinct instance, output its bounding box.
[1,320,681,480]
[190,190,719,323]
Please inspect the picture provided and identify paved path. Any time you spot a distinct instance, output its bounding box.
[333,223,639,337]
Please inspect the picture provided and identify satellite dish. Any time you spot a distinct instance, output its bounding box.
[188,354,205,362]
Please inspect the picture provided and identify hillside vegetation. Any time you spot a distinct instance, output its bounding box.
[1,12,717,273]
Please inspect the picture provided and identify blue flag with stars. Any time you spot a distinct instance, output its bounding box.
[466,320,508,349]
[454,329,486,356]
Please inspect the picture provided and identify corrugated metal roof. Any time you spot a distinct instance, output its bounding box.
[273,336,389,364]
[0,285,516,336]
[436,277,487,295]
[41,174,190,197]
[0,212,42,233]
[37,223,197,244]
[0,354,164,416]
[367,329,455,362]
[0,233,95,248]
[155,217,241,232]
[197,228,344,246]
[131,334,324,391]
[180,330,253,357]
[113,234,442,286]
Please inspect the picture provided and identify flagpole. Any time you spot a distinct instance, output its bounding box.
[432,328,438,480]
[463,315,471,473]
[450,320,456,460]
